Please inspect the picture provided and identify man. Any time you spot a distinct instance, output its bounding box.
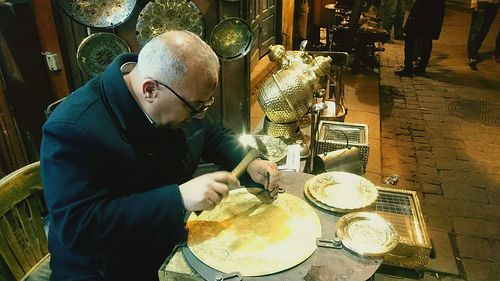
[41,30,279,280]
[382,0,406,40]
[466,0,499,70]
[394,0,445,77]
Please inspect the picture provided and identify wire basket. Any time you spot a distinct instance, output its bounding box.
[316,121,369,170]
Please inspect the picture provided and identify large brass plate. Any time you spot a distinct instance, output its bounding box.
[76,33,131,77]
[59,0,136,28]
[238,135,288,163]
[136,0,204,46]
[336,212,399,258]
[186,188,321,276]
[305,172,378,212]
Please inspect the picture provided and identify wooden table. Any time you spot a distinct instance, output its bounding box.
[159,171,382,281]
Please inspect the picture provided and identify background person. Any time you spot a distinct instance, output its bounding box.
[466,0,499,70]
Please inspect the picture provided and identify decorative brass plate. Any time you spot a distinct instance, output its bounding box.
[77,33,131,77]
[305,172,378,212]
[59,0,136,28]
[186,188,321,276]
[210,18,252,60]
[336,212,399,258]
[136,0,204,47]
[238,135,288,163]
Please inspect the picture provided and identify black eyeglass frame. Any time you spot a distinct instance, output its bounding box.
[154,79,215,116]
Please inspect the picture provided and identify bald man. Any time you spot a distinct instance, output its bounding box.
[41,31,279,280]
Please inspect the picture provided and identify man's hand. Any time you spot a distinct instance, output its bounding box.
[247,159,280,198]
[179,171,240,211]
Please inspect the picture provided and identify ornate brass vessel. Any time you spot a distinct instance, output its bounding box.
[258,45,332,124]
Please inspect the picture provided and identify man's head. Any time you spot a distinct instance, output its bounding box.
[127,30,220,128]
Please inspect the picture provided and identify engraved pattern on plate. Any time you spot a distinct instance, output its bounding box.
[136,0,204,46]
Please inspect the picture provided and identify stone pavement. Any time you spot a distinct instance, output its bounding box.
[373,0,500,280]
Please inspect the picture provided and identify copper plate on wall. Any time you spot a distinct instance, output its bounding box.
[305,172,378,212]
[77,32,130,77]
[59,0,136,28]
[336,212,399,258]
[186,188,321,276]
[136,0,204,46]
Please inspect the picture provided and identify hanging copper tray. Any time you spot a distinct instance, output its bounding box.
[186,187,321,276]
[304,172,378,213]
[59,0,136,28]
[210,17,252,60]
[136,0,204,47]
[336,212,399,258]
[238,134,288,163]
[77,33,130,77]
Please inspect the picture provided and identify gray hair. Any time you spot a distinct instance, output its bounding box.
[136,30,219,88]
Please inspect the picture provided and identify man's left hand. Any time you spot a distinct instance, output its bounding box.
[247,159,280,198]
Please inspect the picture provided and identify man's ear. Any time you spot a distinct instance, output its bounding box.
[142,80,157,103]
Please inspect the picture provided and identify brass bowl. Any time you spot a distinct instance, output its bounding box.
[210,18,252,60]
[76,32,130,77]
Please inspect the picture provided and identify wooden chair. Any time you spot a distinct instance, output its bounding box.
[0,161,50,280]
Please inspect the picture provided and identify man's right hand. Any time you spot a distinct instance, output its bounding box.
[179,171,240,211]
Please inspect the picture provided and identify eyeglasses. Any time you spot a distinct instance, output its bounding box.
[154,80,215,116]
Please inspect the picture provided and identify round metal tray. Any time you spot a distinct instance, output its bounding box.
[304,172,378,212]
[186,187,321,276]
[77,32,130,77]
[59,0,136,28]
[136,0,204,46]
[336,212,399,258]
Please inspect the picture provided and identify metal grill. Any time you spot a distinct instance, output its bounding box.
[316,121,369,170]
[447,99,500,127]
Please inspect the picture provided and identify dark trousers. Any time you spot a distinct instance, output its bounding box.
[404,35,433,71]
[467,2,499,60]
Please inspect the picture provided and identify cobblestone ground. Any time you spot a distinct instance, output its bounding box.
[374,1,500,280]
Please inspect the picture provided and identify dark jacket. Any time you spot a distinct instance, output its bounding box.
[40,54,246,280]
[404,0,446,39]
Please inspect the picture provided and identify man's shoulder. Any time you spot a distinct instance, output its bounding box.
[45,79,108,127]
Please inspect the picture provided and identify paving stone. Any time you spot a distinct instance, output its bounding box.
[456,235,500,262]
[460,259,500,281]
[427,227,460,275]
[435,159,471,172]
[454,217,500,239]
[487,187,500,205]
[447,200,500,222]
[422,183,443,195]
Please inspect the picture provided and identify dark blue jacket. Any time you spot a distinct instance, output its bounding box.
[40,54,246,280]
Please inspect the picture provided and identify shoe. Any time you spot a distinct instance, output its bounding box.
[413,67,427,76]
[468,58,478,70]
[394,69,413,77]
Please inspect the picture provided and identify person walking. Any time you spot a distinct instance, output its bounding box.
[383,0,406,39]
[466,0,499,70]
[394,0,446,76]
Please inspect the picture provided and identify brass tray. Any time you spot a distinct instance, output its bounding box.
[76,32,130,77]
[59,0,136,28]
[136,0,204,46]
[304,172,378,212]
[336,212,399,258]
[186,188,321,276]
[238,135,288,163]
[210,18,252,60]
